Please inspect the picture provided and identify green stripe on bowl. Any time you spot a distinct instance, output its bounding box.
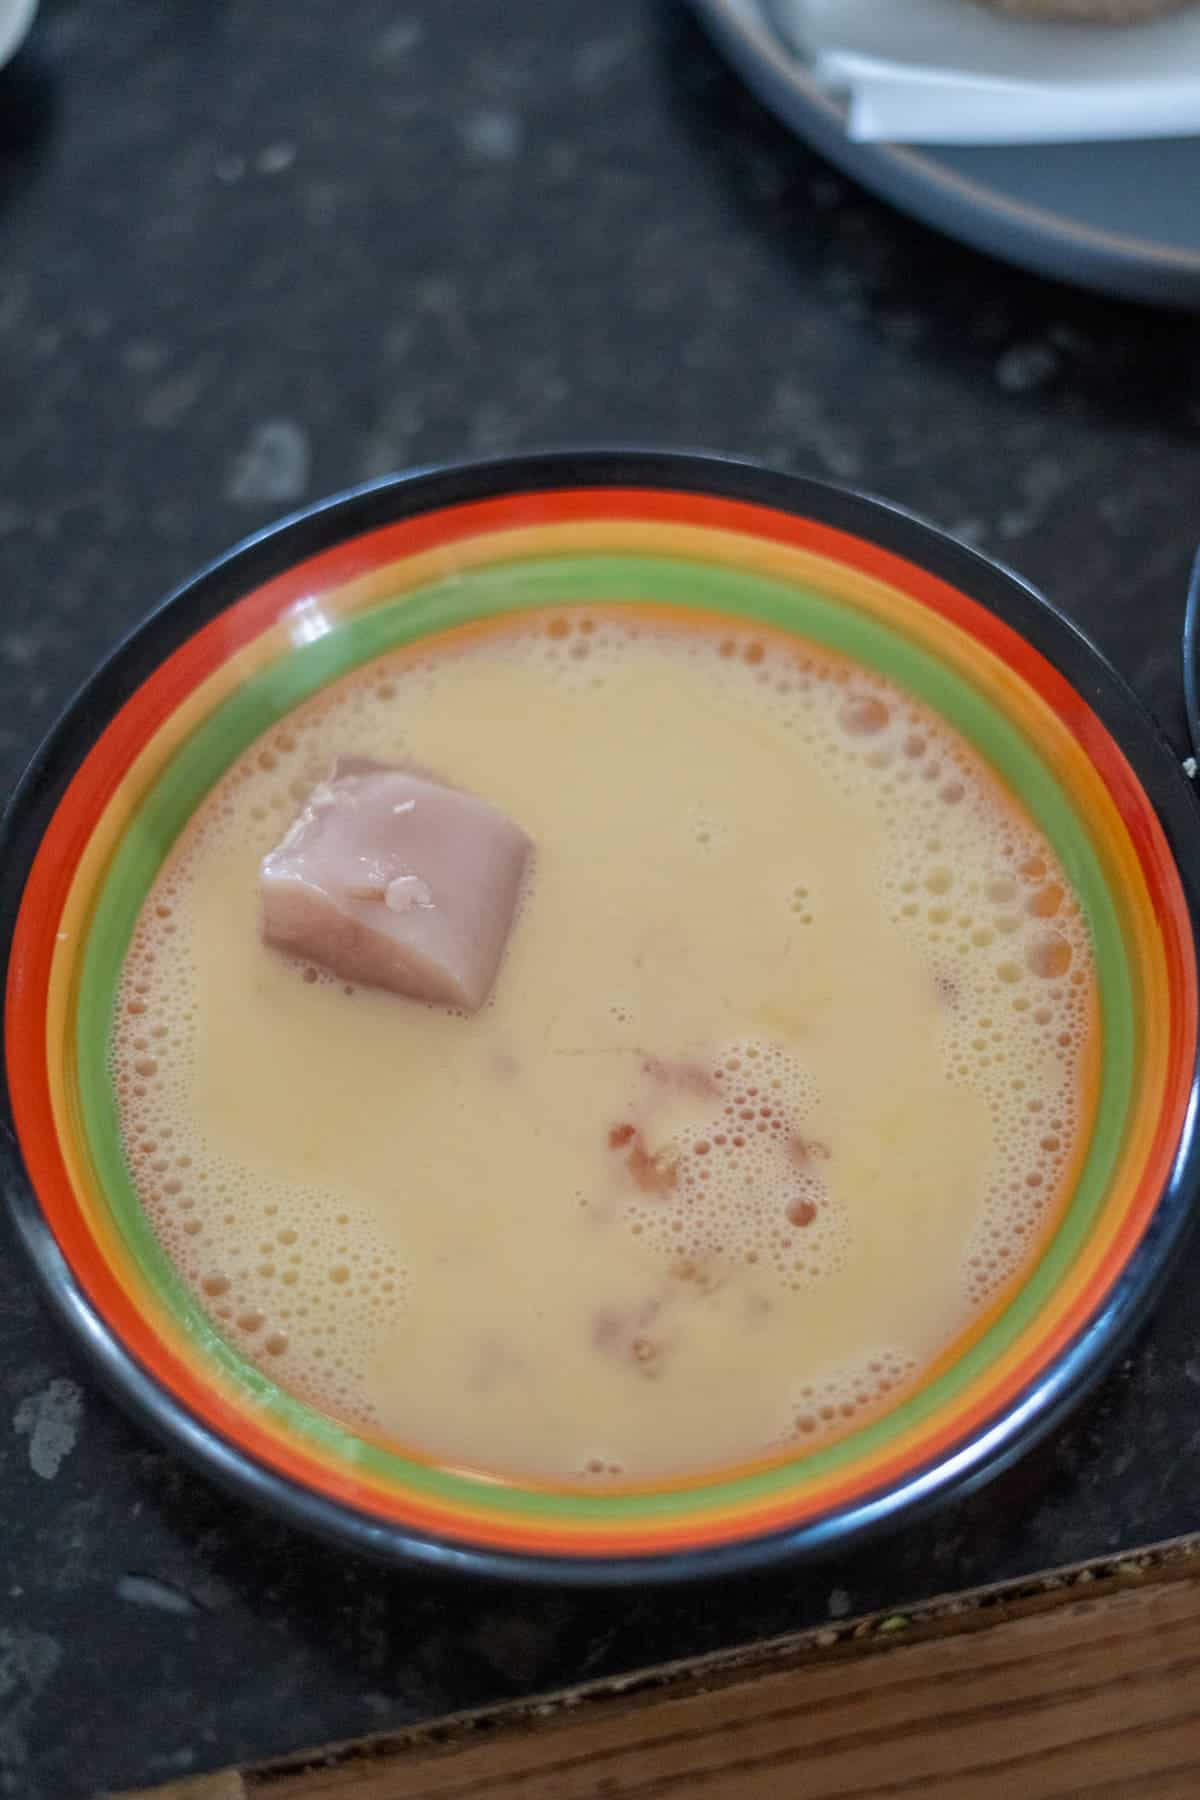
[72,553,1135,1526]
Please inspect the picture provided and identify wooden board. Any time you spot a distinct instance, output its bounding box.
[123,1534,1200,1800]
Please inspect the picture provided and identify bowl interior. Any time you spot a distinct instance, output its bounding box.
[5,462,1197,1572]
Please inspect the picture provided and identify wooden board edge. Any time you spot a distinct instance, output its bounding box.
[115,1528,1200,1800]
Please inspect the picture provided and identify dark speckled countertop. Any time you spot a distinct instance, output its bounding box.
[2,3,1200,1795]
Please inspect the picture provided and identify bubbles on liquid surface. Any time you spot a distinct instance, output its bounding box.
[113,610,1095,1459]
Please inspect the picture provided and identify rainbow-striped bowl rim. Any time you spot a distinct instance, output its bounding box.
[3,453,1199,1585]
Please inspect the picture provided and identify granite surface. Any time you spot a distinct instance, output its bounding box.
[2,2,1200,1795]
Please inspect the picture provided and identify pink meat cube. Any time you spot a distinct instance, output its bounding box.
[260,758,531,1012]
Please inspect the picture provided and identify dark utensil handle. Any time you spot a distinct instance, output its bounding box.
[1183,547,1200,776]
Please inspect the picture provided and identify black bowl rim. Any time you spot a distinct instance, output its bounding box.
[2,447,1198,1588]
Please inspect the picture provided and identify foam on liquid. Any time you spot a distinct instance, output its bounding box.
[112,612,1095,1481]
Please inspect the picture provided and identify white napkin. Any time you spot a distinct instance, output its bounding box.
[776,0,1200,143]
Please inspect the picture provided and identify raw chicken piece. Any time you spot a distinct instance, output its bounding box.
[260,757,531,1011]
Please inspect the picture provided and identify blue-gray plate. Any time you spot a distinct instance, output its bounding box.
[692,0,1200,309]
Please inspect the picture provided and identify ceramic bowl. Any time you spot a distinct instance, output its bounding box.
[3,451,1198,1583]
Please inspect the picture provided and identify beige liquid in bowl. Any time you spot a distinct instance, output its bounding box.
[112,611,1095,1482]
